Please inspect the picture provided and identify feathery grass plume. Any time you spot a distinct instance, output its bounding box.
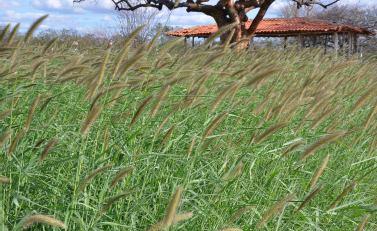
[103,126,110,151]
[112,26,144,79]
[202,23,237,47]
[219,228,242,231]
[222,161,244,181]
[157,37,185,55]
[7,129,25,157]
[204,51,225,67]
[110,166,134,188]
[363,100,377,130]
[223,29,236,50]
[87,45,111,99]
[57,65,87,78]
[172,212,193,225]
[148,221,164,231]
[162,186,183,228]
[24,15,48,43]
[130,96,153,127]
[328,181,357,211]
[0,130,12,148]
[80,105,103,136]
[310,107,336,130]
[0,24,10,43]
[211,83,235,113]
[309,154,330,189]
[24,95,41,131]
[150,85,171,117]
[350,86,376,114]
[228,206,255,223]
[9,40,21,66]
[253,122,287,144]
[188,136,196,157]
[301,96,331,122]
[6,23,20,45]
[0,110,12,121]
[162,125,175,146]
[146,29,162,52]
[355,214,370,231]
[253,96,272,116]
[100,191,132,214]
[0,176,11,184]
[300,131,347,162]
[296,184,323,212]
[155,112,173,137]
[257,193,295,229]
[15,214,66,230]
[281,139,305,157]
[41,37,58,55]
[148,212,193,231]
[202,112,228,142]
[117,46,145,80]
[245,67,279,87]
[34,138,46,148]
[78,164,112,192]
[39,138,58,162]
[31,60,46,81]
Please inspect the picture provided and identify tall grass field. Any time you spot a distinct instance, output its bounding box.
[1,17,376,230]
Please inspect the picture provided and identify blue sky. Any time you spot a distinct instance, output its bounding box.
[0,0,374,33]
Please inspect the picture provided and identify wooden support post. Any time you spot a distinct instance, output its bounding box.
[283,37,287,49]
[334,32,339,56]
[184,37,187,48]
[192,37,195,47]
[342,33,347,55]
[348,32,353,56]
[312,36,317,47]
[353,34,358,54]
[324,35,328,54]
[299,35,305,48]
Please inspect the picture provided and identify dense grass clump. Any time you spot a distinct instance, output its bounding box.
[1,19,376,230]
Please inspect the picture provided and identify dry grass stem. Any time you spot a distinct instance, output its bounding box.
[257,193,295,229]
[81,105,103,136]
[300,131,346,161]
[309,154,330,189]
[110,166,134,188]
[78,164,113,192]
[328,181,357,211]
[163,186,183,228]
[296,184,323,211]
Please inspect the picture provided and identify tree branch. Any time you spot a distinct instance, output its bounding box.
[246,0,275,36]
[292,0,341,9]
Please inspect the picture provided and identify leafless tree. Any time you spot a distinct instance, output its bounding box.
[279,1,316,18]
[73,0,340,49]
[117,8,160,43]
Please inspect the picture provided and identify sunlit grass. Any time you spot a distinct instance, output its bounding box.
[1,18,376,230]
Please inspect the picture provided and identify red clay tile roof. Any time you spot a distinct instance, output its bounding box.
[166,18,372,37]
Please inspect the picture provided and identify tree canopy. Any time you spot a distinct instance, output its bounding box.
[74,0,341,47]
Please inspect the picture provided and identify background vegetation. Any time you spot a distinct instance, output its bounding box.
[0,17,376,230]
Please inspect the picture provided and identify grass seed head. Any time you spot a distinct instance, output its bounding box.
[16,214,66,230]
[110,166,134,188]
[257,193,295,229]
[309,154,330,189]
[163,186,183,228]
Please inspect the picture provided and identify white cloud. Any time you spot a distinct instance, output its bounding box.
[168,8,214,27]
[0,1,21,9]
[30,0,115,14]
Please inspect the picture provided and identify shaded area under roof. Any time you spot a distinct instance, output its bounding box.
[166,18,373,38]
